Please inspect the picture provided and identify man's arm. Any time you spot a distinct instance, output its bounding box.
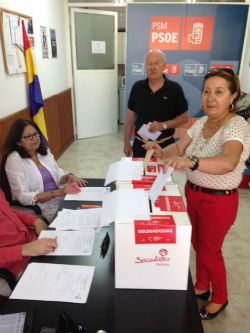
[149,111,189,132]
[123,109,136,157]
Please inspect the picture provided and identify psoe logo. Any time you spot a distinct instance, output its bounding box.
[134,248,169,264]
[132,63,144,75]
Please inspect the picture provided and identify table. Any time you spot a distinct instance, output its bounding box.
[0,179,204,333]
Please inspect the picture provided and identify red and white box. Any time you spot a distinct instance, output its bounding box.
[115,211,191,290]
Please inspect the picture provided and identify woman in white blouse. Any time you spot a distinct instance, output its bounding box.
[3,119,87,222]
[143,68,250,320]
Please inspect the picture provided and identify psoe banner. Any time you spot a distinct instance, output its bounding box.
[149,16,214,51]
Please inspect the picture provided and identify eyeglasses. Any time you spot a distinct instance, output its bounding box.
[208,67,236,89]
[21,132,40,141]
[209,67,235,77]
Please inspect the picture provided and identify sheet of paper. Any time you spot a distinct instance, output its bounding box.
[10,262,95,304]
[50,208,101,230]
[38,230,95,255]
[101,189,150,226]
[65,186,110,201]
[0,312,25,333]
[137,123,161,141]
[149,167,174,203]
[104,160,143,186]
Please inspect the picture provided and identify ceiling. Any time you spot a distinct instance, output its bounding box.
[68,0,246,31]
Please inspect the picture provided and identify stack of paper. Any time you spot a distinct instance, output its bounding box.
[104,160,143,186]
[65,186,110,201]
[10,263,95,304]
[50,208,101,230]
[38,230,95,256]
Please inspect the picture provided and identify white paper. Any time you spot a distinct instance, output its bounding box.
[50,208,101,231]
[10,263,95,303]
[149,167,174,203]
[105,161,143,186]
[137,123,161,141]
[65,186,110,201]
[101,189,150,226]
[0,313,25,333]
[91,40,106,54]
[38,230,95,256]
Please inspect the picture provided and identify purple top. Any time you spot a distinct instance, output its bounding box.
[39,167,58,192]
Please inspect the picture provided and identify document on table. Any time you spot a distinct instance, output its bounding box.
[0,312,25,333]
[65,186,110,201]
[101,189,150,226]
[10,262,95,304]
[38,230,95,255]
[149,167,174,203]
[105,160,143,186]
[137,123,161,141]
[50,208,101,231]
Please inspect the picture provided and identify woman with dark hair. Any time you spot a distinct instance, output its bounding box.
[143,68,250,319]
[3,119,87,222]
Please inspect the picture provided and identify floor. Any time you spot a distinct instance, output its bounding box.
[57,124,250,333]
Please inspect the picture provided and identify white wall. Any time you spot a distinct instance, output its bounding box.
[239,5,250,94]
[0,0,71,118]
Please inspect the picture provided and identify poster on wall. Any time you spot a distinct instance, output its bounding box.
[40,25,48,58]
[50,29,57,58]
[126,4,249,118]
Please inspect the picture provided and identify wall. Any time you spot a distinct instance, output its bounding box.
[0,0,71,118]
[239,5,250,94]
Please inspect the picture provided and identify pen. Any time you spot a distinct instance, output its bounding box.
[81,204,101,209]
[72,185,80,190]
[52,236,58,253]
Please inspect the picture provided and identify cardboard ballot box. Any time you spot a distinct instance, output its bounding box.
[115,212,191,290]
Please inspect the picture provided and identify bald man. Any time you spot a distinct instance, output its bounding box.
[124,49,188,158]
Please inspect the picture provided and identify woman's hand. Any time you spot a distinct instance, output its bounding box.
[142,142,163,159]
[59,184,81,196]
[21,238,57,257]
[34,218,47,236]
[163,156,193,173]
[67,174,88,187]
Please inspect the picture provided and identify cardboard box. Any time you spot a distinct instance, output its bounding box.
[115,211,191,290]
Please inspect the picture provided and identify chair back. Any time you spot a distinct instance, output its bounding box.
[0,155,12,203]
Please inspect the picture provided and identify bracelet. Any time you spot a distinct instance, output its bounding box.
[50,191,55,199]
[65,173,74,182]
[162,122,168,130]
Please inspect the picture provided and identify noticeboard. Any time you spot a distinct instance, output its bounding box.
[0,7,33,74]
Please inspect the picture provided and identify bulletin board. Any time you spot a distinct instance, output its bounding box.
[0,7,33,74]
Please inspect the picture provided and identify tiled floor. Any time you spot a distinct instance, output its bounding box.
[57,124,250,333]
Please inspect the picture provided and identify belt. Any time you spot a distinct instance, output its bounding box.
[135,135,173,144]
[187,181,237,196]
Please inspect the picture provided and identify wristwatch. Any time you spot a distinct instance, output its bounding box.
[188,155,199,171]
[162,122,168,130]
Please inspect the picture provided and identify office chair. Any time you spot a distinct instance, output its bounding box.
[0,268,17,305]
[0,155,43,216]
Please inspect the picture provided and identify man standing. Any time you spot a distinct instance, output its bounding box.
[124,50,188,157]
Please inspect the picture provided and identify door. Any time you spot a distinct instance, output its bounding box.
[71,8,118,139]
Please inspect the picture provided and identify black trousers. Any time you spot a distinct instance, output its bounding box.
[132,136,175,158]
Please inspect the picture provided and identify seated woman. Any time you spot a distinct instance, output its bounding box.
[2,119,87,223]
[0,188,56,296]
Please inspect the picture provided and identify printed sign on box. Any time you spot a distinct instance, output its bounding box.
[180,17,214,51]
[134,215,176,244]
[154,196,187,212]
[149,17,181,50]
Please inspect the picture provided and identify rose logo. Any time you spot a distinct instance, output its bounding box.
[159,249,168,257]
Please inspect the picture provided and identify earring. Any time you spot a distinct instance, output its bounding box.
[229,104,234,111]
[200,104,204,110]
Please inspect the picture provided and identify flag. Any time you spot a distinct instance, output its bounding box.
[22,20,48,144]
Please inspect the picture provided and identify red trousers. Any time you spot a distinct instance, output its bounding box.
[185,183,238,304]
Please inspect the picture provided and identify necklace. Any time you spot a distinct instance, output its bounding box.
[202,114,228,145]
